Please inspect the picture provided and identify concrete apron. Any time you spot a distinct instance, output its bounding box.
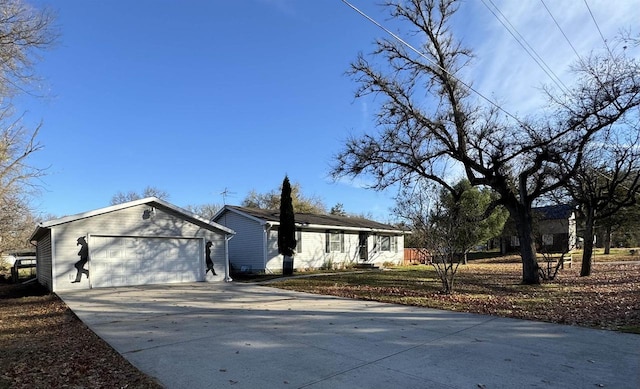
[58,282,640,389]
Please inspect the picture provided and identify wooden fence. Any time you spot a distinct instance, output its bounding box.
[403,248,431,265]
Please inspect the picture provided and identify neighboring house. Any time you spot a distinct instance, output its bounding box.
[212,205,409,273]
[500,204,577,254]
[29,197,235,292]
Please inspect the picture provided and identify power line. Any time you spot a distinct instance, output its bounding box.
[481,0,571,95]
[340,0,527,128]
[539,0,585,65]
[583,0,615,59]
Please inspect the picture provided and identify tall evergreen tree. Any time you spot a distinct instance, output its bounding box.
[278,176,296,275]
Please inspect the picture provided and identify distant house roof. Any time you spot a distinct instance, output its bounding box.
[214,205,409,234]
[30,197,235,241]
[534,204,576,220]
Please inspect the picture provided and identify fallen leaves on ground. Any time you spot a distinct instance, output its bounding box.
[274,262,640,332]
[0,282,162,389]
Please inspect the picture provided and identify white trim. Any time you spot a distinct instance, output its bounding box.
[213,206,269,226]
[51,228,57,293]
[263,224,270,270]
[31,197,235,242]
[87,233,93,289]
[224,234,233,282]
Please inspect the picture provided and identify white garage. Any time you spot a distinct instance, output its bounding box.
[30,197,235,292]
[89,236,205,288]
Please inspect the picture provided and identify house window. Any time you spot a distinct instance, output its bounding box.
[326,231,344,253]
[511,236,520,247]
[542,234,553,246]
[378,235,398,252]
[380,236,391,251]
[296,230,302,253]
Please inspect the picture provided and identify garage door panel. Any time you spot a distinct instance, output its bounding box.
[90,236,203,288]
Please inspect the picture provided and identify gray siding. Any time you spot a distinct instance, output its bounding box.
[36,231,53,291]
[214,211,264,272]
[49,204,226,291]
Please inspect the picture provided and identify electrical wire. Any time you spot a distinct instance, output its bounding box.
[539,0,585,66]
[481,0,571,95]
[340,0,527,128]
[583,0,615,59]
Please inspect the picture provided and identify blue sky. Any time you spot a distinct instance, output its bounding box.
[20,0,639,221]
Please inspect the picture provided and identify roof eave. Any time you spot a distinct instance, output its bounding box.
[32,197,235,239]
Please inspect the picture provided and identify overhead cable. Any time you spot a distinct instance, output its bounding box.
[583,0,615,59]
[539,0,585,66]
[340,0,527,127]
[481,0,571,95]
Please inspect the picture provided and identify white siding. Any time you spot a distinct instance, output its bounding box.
[49,204,226,291]
[368,234,405,265]
[265,230,405,272]
[214,211,265,272]
[90,236,203,288]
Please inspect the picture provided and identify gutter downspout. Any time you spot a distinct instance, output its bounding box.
[224,233,234,282]
[263,222,271,273]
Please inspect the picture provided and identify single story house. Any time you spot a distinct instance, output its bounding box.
[500,204,577,254]
[29,197,235,292]
[212,205,409,273]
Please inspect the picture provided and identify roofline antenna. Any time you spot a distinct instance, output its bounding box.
[220,188,236,205]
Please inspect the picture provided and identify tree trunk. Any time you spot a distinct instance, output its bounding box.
[517,221,540,285]
[603,224,612,255]
[581,207,595,277]
[282,255,294,276]
[511,203,540,285]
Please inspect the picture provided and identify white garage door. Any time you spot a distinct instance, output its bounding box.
[89,236,204,288]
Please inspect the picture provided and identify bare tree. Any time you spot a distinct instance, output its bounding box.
[0,0,56,253]
[0,192,37,253]
[332,0,640,284]
[0,0,56,97]
[184,203,222,220]
[396,181,468,293]
[561,130,640,276]
[110,186,170,205]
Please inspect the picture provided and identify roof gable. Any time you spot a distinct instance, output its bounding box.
[31,197,234,241]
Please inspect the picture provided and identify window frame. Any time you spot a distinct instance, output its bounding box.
[325,231,344,253]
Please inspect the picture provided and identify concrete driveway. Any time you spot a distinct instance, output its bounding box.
[59,282,639,389]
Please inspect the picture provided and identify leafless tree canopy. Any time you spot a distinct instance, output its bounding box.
[332,0,640,284]
[0,0,56,97]
[110,186,170,205]
[184,203,222,221]
[0,0,55,252]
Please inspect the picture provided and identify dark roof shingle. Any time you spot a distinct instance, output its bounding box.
[226,205,405,231]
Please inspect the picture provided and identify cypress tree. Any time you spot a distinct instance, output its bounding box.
[278,175,296,275]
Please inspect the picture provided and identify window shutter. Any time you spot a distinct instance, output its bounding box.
[340,232,344,253]
[325,231,330,253]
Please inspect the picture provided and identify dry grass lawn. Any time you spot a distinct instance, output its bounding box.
[272,261,640,333]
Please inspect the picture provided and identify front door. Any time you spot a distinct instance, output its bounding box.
[359,232,368,262]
